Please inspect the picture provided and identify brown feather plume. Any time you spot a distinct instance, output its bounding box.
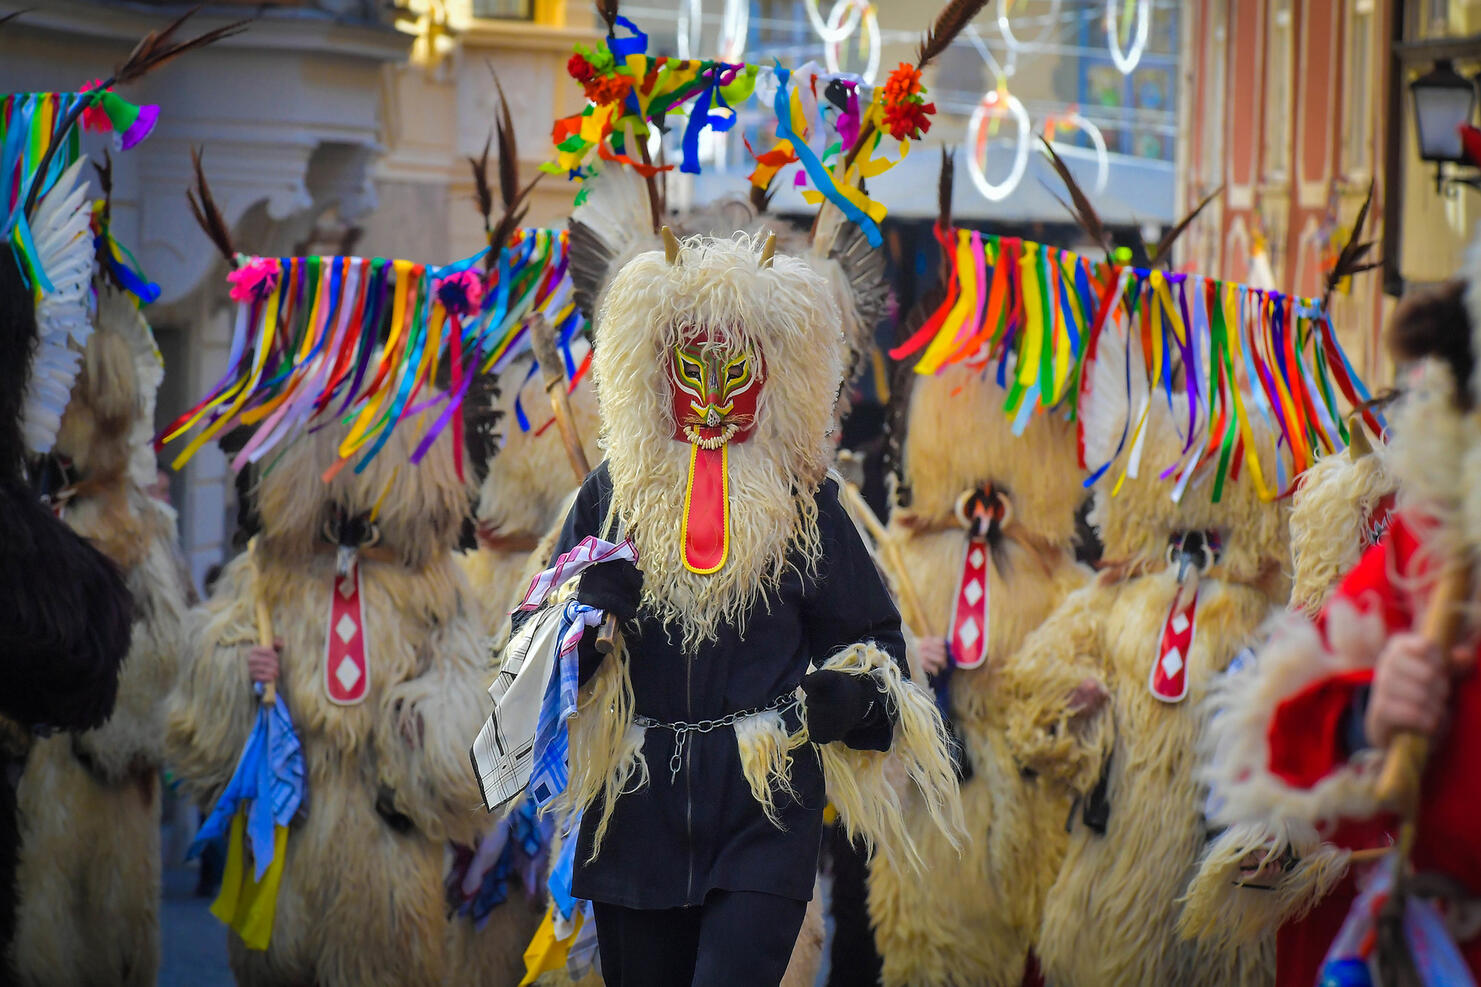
[93,150,114,221]
[484,66,543,263]
[596,0,620,36]
[916,0,989,69]
[490,68,520,214]
[937,146,954,235]
[1148,184,1224,267]
[113,6,251,86]
[22,7,250,216]
[92,151,122,289]
[1323,180,1380,303]
[1038,136,1111,258]
[469,133,494,235]
[185,148,237,267]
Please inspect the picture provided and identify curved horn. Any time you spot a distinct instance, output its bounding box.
[1347,411,1374,462]
[662,225,680,265]
[759,232,777,269]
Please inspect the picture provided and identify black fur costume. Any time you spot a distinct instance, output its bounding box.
[0,245,132,981]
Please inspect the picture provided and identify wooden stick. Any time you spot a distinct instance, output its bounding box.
[528,315,592,480]
[839,481,931,638]
[1374,564,1470,810]
[527,314,620,649]
[251,538,277,706]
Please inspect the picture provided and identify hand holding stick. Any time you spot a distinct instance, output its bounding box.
[1374,564,1470,813]
[251,538,277,707]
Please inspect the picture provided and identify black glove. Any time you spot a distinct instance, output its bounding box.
[576,559,643,622]
[802,670,887,747]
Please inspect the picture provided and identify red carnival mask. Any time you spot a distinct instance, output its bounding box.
[666,333,764,446]
[666,329,765,575]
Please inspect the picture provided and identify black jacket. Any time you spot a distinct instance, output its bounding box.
[557,463,906,908]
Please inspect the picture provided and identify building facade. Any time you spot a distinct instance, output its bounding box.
[1179,0,1395,382]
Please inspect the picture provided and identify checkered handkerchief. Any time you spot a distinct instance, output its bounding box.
[470,536,637,812]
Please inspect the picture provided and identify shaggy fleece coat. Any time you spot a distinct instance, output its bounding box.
[166,415,489,987]
[867,361,1089,987]
[1000,335,1288,987]
[10,286,189,987]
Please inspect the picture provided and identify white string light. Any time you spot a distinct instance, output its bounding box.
[965,89,1031,202]
[823,0,880,84]
[1105,0,1151,75]
[678,0,750,62]
[1051,111,1110,193]
[997,0,1061,52]
[804,0,862,44]
[718,0,749,62]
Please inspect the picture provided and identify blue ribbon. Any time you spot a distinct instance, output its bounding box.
[771,64,882,248]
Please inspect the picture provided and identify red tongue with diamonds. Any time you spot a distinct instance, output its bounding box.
[1151,580,1197,703]
[324,562,370,704]
[681,443,729,574]
[950,536,990,669]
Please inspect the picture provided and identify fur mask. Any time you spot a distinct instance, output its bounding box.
[898,360,1085,549]
[593,232,844,647]
[1082,330,1288,590]
[255,404,473,572]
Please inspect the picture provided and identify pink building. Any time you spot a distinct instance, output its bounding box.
[1180,0,1393,379]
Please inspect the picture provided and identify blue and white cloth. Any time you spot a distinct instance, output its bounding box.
[471,535,637,812]
[189,685,306,880]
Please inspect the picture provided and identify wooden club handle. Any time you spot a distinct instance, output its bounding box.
[1373,563,1469,808]
[254,595,277,707]
[595,613,619,655]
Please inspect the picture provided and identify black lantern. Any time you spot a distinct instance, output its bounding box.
[1411,59,1478,192]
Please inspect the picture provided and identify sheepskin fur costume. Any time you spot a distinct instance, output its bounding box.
[1178,426,1398,954]
[554,231,959,877]
[999,328,1288,986]
[1182,264,1481,963]
[9,283,189,987]
[166,408,490,987]
[1288,433,1397,616]
[867,358,1089,987]
[451,350,600,987]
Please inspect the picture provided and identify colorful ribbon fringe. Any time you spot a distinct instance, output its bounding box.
[546,18,924,248]
[891,226,1384,503]
[160,228,588,482]
[1,91,156,228]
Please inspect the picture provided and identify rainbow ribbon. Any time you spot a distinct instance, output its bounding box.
[894,229,1383,503]
[544,17,917,247]
[159,228,590,482]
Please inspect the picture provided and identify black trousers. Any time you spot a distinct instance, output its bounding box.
[593,890,807,987]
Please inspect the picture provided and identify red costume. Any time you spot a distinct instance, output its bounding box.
[1266,512,1481,978]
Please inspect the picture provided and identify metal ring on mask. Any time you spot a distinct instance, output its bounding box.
[954,486,1013,536]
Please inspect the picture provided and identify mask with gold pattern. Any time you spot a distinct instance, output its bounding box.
[666,328,765,574]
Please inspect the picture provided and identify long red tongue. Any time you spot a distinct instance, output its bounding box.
[681,443,729,573]
[949,536,990,669]
[1150,580,1197,703]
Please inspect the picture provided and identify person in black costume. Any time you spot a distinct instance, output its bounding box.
[0,166,132,982]
[533,231,961,987]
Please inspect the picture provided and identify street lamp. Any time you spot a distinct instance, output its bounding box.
[1410,59,1479,194]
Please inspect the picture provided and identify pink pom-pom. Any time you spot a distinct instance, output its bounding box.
[227,257,283,304]
[435,269,485,318]
[79,80,112,133]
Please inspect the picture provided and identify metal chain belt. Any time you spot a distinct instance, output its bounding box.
[636,692,801,782]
